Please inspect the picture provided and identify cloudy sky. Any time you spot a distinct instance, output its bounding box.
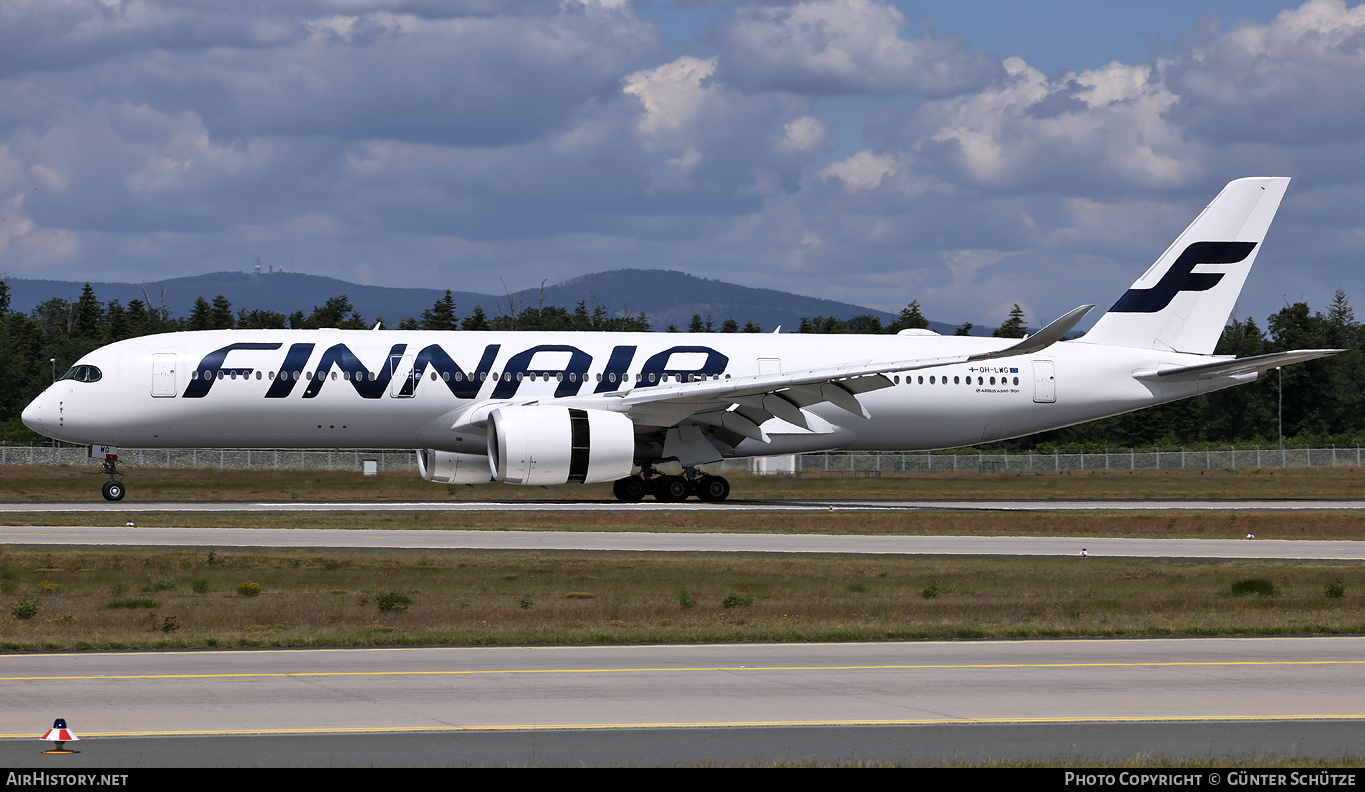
[3,0,1364,329]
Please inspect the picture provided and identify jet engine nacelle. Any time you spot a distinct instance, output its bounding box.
[417,449,494,484]
[487,405,636,486]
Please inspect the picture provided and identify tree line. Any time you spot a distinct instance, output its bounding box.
[0,280,1355,450]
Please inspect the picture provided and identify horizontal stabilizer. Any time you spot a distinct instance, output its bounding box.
[1133,349,1343,383]
[967,304,1095,362]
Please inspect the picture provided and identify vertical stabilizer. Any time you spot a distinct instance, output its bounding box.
[1079,177,1290,354]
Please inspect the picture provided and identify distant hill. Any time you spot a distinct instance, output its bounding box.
[4,268,971,335]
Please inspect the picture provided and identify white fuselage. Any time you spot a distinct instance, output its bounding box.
[22,329,1244,457]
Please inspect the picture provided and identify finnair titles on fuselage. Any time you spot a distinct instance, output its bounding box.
[22,178,1340,502]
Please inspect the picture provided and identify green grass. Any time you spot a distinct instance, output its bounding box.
[3,546,1364,652]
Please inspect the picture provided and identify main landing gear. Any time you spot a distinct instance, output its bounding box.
[612,468,730,503]
[99,456,126,502]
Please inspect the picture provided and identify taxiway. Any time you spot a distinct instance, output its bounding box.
[1,524,1362,560]
[2,637,1362,766]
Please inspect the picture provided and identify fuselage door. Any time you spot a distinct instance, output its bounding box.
[390,353,416,398]
[152,353,177,398]
[1032,360,1056,403]
[758,358,782,375]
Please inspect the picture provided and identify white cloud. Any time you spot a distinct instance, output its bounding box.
[121,111,252,196]
[25,2,658,147]
[776,116,831,154]
[1166,0,1365,146]
[623,56,720,146]
[717,0,1001,96]
[904,57,1194,191]
[619,55,829,204]
[816,151,897,192]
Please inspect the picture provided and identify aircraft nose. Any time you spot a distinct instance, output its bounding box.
[21,394,42,433]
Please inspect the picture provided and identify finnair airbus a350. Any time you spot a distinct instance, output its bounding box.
[22,177,1339,502]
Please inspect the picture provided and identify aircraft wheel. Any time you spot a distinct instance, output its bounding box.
[102,480,125,502]
[653,475,689,502]
[695,475,730,502]
[613,476,646,502]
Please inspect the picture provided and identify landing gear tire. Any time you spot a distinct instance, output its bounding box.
[613,476,647,502]
[695,475,730,502]
[102,480,125,502]
[653,475,690,502]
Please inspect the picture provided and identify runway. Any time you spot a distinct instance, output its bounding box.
[6,495,1365,561]
[3,524,1364,560]
[3,497,1365,513]
[2,637,1362,766]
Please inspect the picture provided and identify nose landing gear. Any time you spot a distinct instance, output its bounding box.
[98,454,126,502]
[101,479,125,501]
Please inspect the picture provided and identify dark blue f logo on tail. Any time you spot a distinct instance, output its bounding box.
[1109,241,1257,313]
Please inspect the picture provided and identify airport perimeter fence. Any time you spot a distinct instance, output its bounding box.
[0,446,419,473]
[721,447,1365,476]
[2,444,1363,475]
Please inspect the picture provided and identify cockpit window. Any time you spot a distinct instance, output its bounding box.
[58,365,102,383]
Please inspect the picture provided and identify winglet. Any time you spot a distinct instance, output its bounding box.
[968,304,1095,362]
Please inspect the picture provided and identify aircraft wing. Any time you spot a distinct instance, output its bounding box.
[607,354,964,441]
[441,351,971,451]
[445,305,1095,454]
[442,350,972,443]
[602,304,1098,441]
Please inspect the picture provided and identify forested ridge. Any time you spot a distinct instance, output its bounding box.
[0,281,1355,451]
